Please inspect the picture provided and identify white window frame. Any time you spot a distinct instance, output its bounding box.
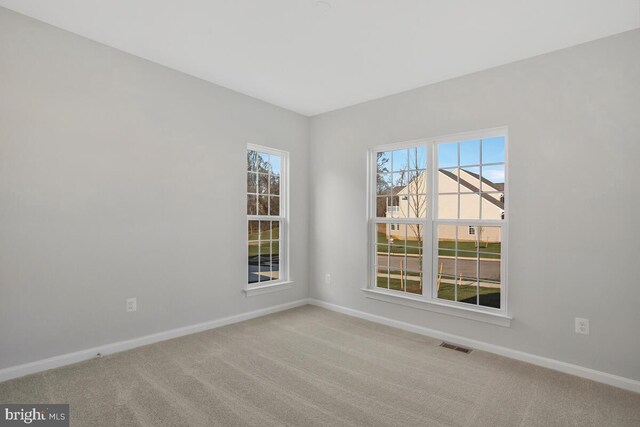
[244,144,291,296]
[364,127,510,326]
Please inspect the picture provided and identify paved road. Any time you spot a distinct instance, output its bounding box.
[378,254,500,281]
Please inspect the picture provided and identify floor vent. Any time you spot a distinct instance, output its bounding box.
[440,342,472,354]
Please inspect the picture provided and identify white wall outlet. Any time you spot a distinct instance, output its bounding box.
[126,297,137,313]
[325,273,332,285]
[575,317,589,335]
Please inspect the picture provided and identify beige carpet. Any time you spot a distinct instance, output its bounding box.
[1,305,639,426]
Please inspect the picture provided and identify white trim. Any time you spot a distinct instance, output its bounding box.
[0,299,308,383]
[4,299,639,395]
[307,298,640,394]
[243,281,293,296]
[362,288,511,327]
[246,143,289,157]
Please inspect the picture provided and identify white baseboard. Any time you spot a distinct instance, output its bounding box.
[0,298,309,383]
[308,298,640,394]
[4,297,638,395]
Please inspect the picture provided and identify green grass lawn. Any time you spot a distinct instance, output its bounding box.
[248,229,279,242]
[437,282,500,308]
[438,240,501,259]
[376,276,500,308]
[377,275,422,294]
[248,241,279,257]
[377,232,500,259]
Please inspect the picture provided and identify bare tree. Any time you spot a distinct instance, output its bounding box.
[375,153,391,218]
[395,153,427,292]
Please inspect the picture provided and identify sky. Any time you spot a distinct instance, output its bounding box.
[377,136,506,184]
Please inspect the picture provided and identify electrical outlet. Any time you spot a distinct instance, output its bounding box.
[575,317,589,335]
[325,273,332,285]
[126,297,137,313]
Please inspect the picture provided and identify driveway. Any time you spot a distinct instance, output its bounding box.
[378,254,500,281]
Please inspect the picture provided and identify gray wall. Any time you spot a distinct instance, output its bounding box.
[2,5,639,384]
[0,8,309,369]
[309,29,640,381]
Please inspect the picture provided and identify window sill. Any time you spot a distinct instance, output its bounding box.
[243,281,293,297]
[361,288,512,327]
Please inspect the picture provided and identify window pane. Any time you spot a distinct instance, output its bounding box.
[388,269,404,291]
[376,151,392,174]
[377,244,391,268]
[482,136,505,164]
[405,272,422,294]
[270,155,281,175]
[463,225,478,241]
[409,146,427,170]
[438,142,458,168]
[477,227,501,259]
[481,193,504,220]
[392,171,407,189]
[376,267,390,289]
[248,241,260,284]
[405,226,423,295]
[247,172,257,193]
[376,222,388,241]
[270,174,280,195]
[392,149,409,172]
[258,173,269,194]
[479,258,501,309]
[377,173,392,196]
[438,194,458,219]
[247,150,258,172]
[248,220,260,241]
[456,253,478,305]
[459,139,480,166]
[406,223,423,247]
[478,226,501,308]
[481,164,505,192]
[437,225,456,251]
[269,196,280,216]
[437,274,456,302]
[257,152,270,173]
[404,194,427,218]
[271,221,280,240]
[406,170,426,194]
[247,194,257,215]
[258,251,270,281]
[249,219,265,284]
[259,220,272,240]
[459,193,480,219]
[438,168,458,194]
[258,195,268,215]
[459,167,480,192]
[376,196,389,217]
[271,241,280,281]
[375,220,423,294]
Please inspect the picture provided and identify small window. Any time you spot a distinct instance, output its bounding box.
[247,146,288,287]
[468,226,476,235]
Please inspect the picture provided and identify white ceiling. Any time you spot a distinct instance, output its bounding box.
[1,1,638,116]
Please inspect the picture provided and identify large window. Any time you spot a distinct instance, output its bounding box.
[247,145,288,288]
[370,129,507,314]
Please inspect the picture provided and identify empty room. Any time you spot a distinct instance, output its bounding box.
[1,1,639,426]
